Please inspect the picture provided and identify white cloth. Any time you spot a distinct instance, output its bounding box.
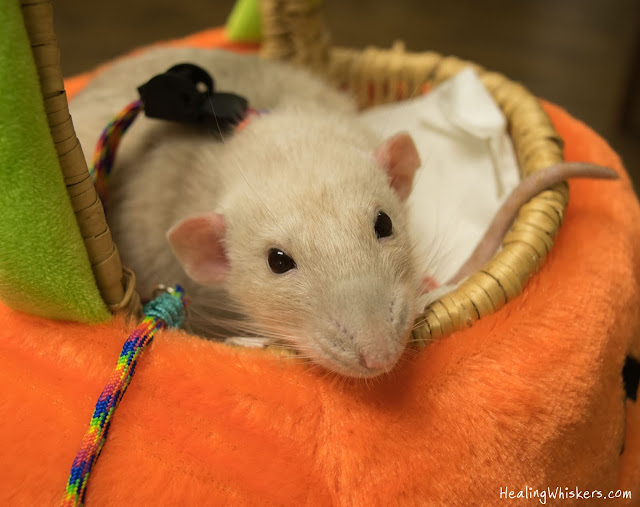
[359,68,520,283]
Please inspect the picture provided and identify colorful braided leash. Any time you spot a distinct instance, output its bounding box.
[66,66,254,504]
[89,99,263,206]
[89,99,143,206]
[60,286,186,507]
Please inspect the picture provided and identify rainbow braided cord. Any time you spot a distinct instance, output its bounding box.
[89,100,143,205]
[60,286,186,507]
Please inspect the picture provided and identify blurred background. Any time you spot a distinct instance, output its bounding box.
[53,0,639,188]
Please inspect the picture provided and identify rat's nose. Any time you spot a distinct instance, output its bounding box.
[359,350,397,372]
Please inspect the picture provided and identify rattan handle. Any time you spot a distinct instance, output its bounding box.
[20,0,141,317]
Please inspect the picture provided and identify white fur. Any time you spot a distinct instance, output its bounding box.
[70,48,420,378]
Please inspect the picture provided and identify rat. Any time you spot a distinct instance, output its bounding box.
[70,47,617,378]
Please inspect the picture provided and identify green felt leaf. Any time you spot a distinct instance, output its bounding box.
[0,1,110,323]
[226,0,324,42]
[226,0,263,42]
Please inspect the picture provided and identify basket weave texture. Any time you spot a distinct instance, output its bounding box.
[26,0,567,342]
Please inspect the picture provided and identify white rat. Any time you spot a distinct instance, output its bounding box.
[70,47,617,378]
[72,48,421,378]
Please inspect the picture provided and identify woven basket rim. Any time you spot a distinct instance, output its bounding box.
[325,44,565,343]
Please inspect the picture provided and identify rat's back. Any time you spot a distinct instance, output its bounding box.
[69,48,358,299]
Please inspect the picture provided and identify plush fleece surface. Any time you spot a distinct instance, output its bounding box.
[1,29,639,505]
[0,1,109,323]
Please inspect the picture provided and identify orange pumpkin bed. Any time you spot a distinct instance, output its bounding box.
[1,28,639,505]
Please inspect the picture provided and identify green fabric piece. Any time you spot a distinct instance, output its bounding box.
[226,0,323,42]
[0,1,110,323]
[226,0,263,42]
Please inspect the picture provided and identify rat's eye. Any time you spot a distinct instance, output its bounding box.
[374,211,393,239]
[268,248,297,274]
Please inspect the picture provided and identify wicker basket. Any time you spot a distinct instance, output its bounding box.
[22,0,567,344]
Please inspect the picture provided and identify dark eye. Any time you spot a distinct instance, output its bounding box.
[268,248,297,274]
[374,211,393,239]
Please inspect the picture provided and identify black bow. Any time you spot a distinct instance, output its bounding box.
[137,63,249,132]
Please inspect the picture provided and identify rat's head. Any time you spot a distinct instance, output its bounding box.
[168,129,421,378]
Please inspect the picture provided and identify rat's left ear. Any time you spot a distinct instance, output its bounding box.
[375,132,421,201]
[167,212,230,285]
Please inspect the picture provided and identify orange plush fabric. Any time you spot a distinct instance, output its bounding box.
[1,29,640,505]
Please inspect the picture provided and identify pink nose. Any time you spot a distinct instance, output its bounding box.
[359,351,396,372]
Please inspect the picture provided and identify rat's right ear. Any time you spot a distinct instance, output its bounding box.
[375,132,421,201]
[167,213,229,285]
